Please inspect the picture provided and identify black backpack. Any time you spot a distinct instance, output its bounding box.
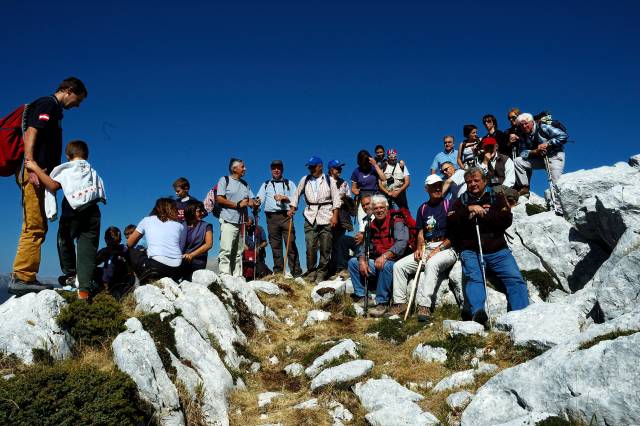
[534,111,569,138]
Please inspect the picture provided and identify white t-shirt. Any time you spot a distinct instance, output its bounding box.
[136,216,186,267]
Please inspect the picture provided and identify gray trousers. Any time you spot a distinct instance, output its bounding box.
[266,212,302,276]
[514,151,565,187]
[304,221,332,279]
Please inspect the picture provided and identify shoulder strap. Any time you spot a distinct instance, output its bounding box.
[443,199,450,213]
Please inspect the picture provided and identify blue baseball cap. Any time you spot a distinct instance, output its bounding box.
[328,159,345,169]
[305,156,323,166]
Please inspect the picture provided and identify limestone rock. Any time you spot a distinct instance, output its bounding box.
[0,290,73,364]
[219,275,277,332]
[311,279,353,306]
[293,398,319,410]
[310,360,373,391]
[171,317,233,426]
[591,228,640,320]
[495,301,587,350]
[413,344,447,364]
[447,391,474,411]
[328,401,353,424]
[190,269,222,287]
[433,369,475,392]
[258,391,282,408]
[493,412,555,426]
[475,362,498,375]
[365,402,440,426]
[461,310,640,426]
[134,284,176,315]
[353,378,423,412]
[302,309,331,327]
[284,363,304,377]
[112,318,184,425]
[305,339,360,378]
[443,320,486,337]
[250,280,284,296]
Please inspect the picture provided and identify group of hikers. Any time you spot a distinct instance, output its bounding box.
[5,77,570,326]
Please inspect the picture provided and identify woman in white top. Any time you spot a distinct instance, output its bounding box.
[127,198,186,283]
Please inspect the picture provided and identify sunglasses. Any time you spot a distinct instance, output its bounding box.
[483,119,494,123]
[508,115,517,120]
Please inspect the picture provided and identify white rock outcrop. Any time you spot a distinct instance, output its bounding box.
[0,290,73,364]
[250,281,284,296]
[447,390,474,411]
[443,320,486,337]
[413,344,447,364]
[310,359,373,391]
[311,279,353,306]
[302,309,331,327]
[305,339,360,378]
[112,318,184,426]
[461,309,640,426]
[433,369,476,392]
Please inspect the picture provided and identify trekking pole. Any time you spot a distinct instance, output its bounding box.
[239,209,246,279]
[362,220,371,317]
[283,218,293,277]
[253,210,259,281]
[404,245,427,321]
[474,217,492,328]
[543,154,560,214]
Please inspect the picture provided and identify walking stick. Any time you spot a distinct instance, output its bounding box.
[283,217,293,277]
[475,217,492,328]
[252,210,259,281]
[543,154,561,215]
[362,219,371,316]
[404,245,427,321]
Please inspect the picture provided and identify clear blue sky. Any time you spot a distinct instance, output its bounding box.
[1,0,638,277]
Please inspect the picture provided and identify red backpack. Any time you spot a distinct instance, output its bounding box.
[0,105,28,177]
[388,207,419,254]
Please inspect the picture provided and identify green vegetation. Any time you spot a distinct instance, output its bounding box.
[578,330,638,351]
[488,333,546,364]
[365,317,427,343]
[521,270,559,301]
[232,294,256,337]
[526,203,547,216]
[432,303,463,322]
[0,362,149,425]
[138,312,179,377]
[301,342,334,366]
[423,334,486,370]
[56,293,127,347]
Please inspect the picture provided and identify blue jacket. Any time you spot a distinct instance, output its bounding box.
[519,123,567,160]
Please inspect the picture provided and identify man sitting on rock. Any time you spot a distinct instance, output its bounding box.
[476,137,515,188]
[348,195,409,317]
[389,175,458,322]
[447,167,529,325]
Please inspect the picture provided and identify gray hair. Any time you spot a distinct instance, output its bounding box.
[464,167,487,182]
[516,113,533,125]
[371,194,389,208]
[443,135,455,142]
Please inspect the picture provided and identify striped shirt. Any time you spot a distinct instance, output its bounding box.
[290,174,342,225]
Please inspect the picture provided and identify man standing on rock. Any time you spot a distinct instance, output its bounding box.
[256,160,303,277]
[289,156,341,284]
[348,194,409,317]
[9,77,88,296]
[447,167,529,325]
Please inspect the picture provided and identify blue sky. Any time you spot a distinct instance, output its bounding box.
[1,0,638,276]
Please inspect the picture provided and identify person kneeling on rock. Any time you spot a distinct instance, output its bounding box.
[389,175,457,322]
[348,195,409,317]
[447,167,529,326]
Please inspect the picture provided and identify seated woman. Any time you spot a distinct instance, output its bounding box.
[127,198,186,283]
[457,124,480,169]
[182,200,214,280]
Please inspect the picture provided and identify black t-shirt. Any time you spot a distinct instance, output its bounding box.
[26,96,63,173]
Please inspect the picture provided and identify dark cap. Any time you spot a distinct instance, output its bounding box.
[270,160,284,168]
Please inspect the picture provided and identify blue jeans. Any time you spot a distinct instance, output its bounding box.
[348,257,394,304]
[460,248,529,315]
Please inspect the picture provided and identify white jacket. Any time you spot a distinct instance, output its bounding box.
[45,160,107,221]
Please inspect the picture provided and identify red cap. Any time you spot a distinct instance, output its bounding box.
[481,137,497,147]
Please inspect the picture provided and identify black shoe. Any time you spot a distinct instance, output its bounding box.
[8,276,54,296]
[472,309,488,327]
[58,274,76,286]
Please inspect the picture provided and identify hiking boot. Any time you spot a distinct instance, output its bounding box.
[350,294,365,307]
[472,309,488,327]
[518,186,530,198]
[8,275,54,296]
[58,274,77,286]
[386,303,408,317]
[417,305,432,322]
[368,304,388,318]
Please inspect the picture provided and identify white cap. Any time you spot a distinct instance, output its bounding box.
[424,174,443,186]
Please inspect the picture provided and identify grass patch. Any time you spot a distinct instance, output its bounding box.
[260,369,303,392]
[526,203,547,216]
[233,341,260,364]
[578,330,638,351]
[487,333,546,364]
[423,334,485,370]
[56,293,127,347]
[232,294,256,338]
[521,270,558,301]
[432,304,462,322]
[31,348,54,365]
[365,317,428,344]
[176,380,206,426]
[138,312,179,378]
[301,342,334,366]
[0,361,150,425]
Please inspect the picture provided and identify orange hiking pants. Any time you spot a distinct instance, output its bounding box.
[13,170,47,282]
